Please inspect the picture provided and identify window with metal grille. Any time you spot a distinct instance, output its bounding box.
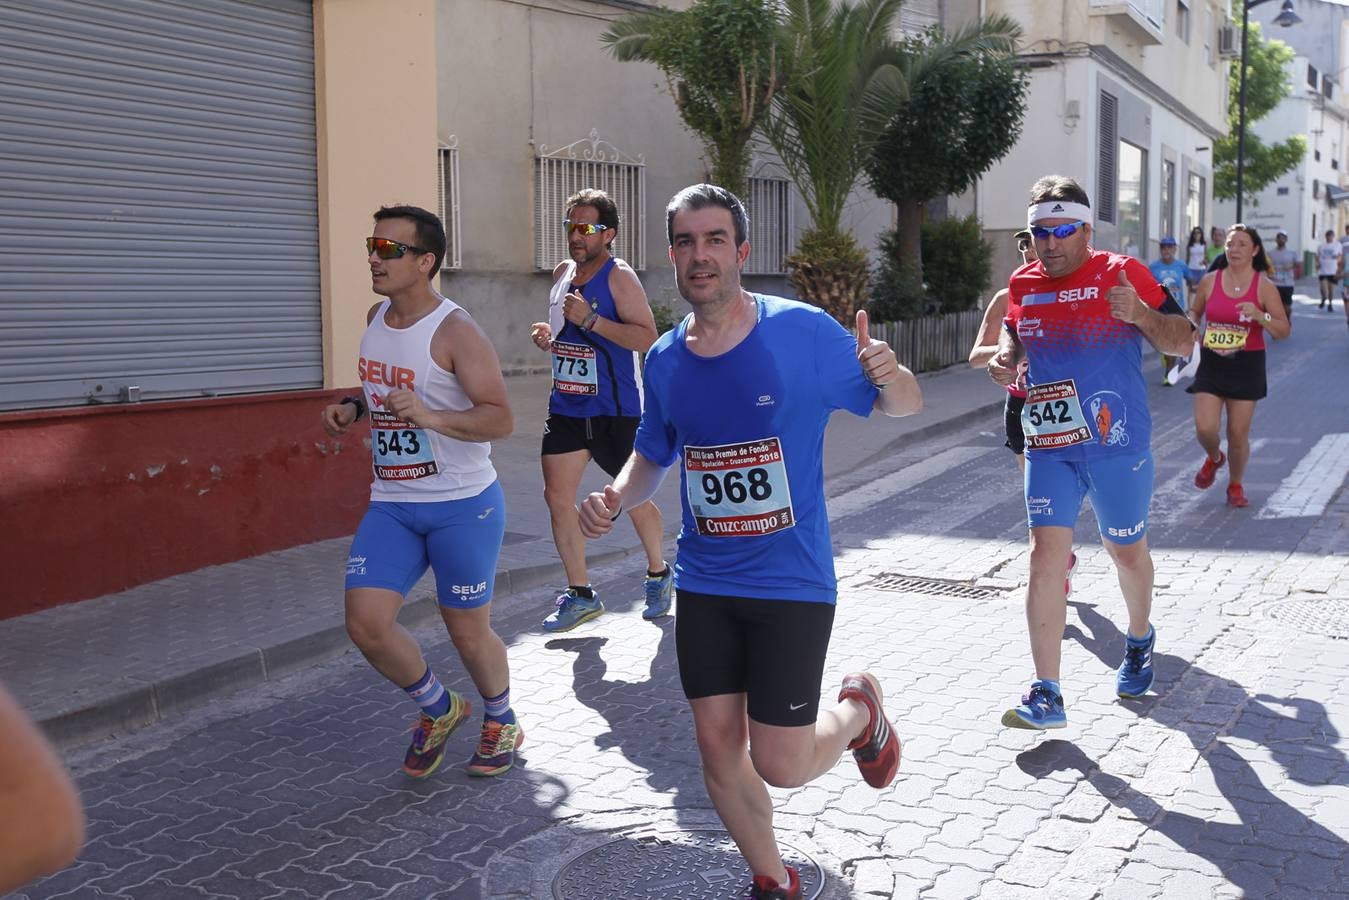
[1097,92,1119,224]
[535,129,645,271]
[437,138,462,270]
[744,175,793,275]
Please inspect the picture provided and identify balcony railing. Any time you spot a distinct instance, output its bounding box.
[1089,0,1166,45]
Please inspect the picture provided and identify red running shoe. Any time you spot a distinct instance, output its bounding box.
[1194,451,1226,489]
[749,866,801,900]
[1227,483,1249,508]
[839,672,901,788]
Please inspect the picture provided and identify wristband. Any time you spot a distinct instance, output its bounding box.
[581,310,600,331]
[1262,312,1272,323]
[340,395,366,422]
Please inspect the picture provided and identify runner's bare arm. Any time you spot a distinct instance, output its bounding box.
[1237,278,1292,341]
[1110,270,1195,356]
[0,683,84,894]
[581,262,659,352]
[969,289,1010,368]
[383,311,513,442]
[578,451,669,538]
[320,301,385,434]
[987,326,1023,385]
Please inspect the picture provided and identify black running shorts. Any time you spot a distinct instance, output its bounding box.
[1004,393,1027,456]
[541,413,639,477]
[674,590,836,727]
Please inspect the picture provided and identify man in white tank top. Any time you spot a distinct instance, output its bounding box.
[321,205,520,780]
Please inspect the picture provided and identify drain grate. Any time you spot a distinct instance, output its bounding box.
[552,829,823,899]
[1265,597,1349,640]
[864,572,1005,601]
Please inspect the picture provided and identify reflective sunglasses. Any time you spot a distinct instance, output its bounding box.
[1030,221,1087,241]
[564,220,610,236]
[366,237,432,259]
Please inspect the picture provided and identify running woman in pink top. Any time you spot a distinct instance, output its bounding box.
[1187,224,1292,507]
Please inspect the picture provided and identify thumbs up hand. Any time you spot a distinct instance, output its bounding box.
[1108,268,1144,323]
[856,309,897,388]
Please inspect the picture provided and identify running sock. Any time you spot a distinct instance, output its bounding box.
[1037,678,1063,698]
[404,667,452,719]
[1127,626,1154,646]
[570,585,595,600]
[482,687,515,725]
[647,566,669,578]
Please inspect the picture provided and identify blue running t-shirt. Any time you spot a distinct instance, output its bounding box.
[1004,251,1166,459]
[634,295,877,604]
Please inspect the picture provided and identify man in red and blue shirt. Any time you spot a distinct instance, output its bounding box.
[988,176,1195,730]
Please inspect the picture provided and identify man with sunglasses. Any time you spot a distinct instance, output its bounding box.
[988,176,1195,732]
[529,189,670,632]
[577,184,921,900]
[321,205,521,779]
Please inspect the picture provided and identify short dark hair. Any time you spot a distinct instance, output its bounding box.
[373,205,446,276]
[665,183,749,246]
[1027,175,1091,208]
[566,188,620,236]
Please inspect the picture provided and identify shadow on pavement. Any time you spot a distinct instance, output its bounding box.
[1013,601,1349,897]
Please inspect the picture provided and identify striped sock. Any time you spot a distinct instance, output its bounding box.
[482,686,514,725]
[404,667,452,719]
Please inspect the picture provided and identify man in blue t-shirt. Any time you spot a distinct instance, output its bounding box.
[1148,236,1191,382]
[578,184,922,900]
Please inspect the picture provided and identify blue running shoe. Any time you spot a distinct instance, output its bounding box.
[542,588,604,633]
[1001,681,1066,730]
[642,569,673,619]
[1117,627,1156,698]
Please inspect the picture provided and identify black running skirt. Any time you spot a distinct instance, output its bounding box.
[1187,348,1266,401]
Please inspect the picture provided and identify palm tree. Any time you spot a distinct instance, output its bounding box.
[763,0,1023,323]
[601,0,784,198]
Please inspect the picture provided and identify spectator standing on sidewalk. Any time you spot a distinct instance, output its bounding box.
[528,189,671,633]
[1267,229,1298,324]
[988,176,1195,731]
[1185,226,1208,289]
[579,184,920,900]
[0,682,84,894]
[321,205,521,780]
[1187,225,1291,508]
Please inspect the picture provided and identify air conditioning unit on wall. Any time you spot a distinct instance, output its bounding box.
[1218,23,1240,58]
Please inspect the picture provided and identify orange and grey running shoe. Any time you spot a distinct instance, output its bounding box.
[466,719,524,777]
[402,692,471,779]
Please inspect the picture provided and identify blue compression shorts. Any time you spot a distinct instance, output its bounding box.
[1023,452,1153,544]
[345,481,505,608]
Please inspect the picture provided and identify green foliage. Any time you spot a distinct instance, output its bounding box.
[1214,20,1305,201]
[762,0,905,239]
[864,22,1026,206]
[869,215,992,321]
[650,301,680,336]
[602,0,783,196]
[784,227,871,322]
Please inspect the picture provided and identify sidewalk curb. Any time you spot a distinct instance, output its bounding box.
[39,385,1008,749]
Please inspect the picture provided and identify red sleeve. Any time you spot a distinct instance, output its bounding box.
[1121,255,1165,309]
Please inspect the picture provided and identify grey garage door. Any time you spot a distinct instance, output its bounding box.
[0,0,320,410]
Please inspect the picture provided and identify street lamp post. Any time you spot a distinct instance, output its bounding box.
[1235,0,1302,223]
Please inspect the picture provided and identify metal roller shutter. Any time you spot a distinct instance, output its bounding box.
[0,0,319,410]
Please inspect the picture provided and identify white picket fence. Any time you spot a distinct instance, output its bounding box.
[867,309,984,373]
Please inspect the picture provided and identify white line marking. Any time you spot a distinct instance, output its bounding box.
[1149,438,1269,527]
[1256,433,1349,519]
[827,445,990,520]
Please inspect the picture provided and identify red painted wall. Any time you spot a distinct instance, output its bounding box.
[0,390,372,619]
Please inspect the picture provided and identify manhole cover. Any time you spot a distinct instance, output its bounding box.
[552,829,824,899]
[1265,597,1349,639]
[865,573,1004,601]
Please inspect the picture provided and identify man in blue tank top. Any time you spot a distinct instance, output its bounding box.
[578,185,923,900]
[529,189,672,632]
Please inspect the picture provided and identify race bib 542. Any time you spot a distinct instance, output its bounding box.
[1022,379,1091,450]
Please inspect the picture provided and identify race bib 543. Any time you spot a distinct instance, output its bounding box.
[370,410,437,481]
